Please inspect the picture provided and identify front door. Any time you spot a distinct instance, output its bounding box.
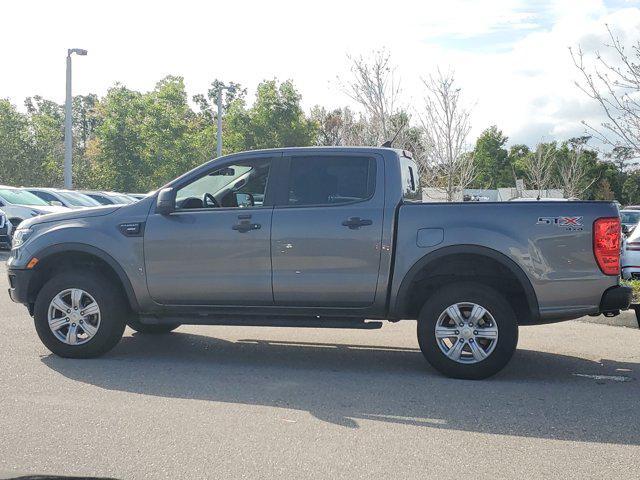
[144,156,276,305]
[271,154,384,307]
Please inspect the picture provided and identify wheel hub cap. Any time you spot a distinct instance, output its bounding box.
[47,288,101,346]
[434,302,499,364]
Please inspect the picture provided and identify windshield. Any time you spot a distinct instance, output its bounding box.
[106,193,135,204]
[0,188,49,206]
[621,211,640,224]
[58,191,101,207]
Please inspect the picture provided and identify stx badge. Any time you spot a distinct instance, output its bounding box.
[537,216,584,230]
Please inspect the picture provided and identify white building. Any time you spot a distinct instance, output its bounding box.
[422,187,565,202]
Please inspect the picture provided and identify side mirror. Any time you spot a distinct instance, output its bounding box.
[156,188,176,215]
[622,224,630,236]
[236,193,254,207]
[50,200,64,207]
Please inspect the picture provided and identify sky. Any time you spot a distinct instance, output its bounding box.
[2,0,640,147]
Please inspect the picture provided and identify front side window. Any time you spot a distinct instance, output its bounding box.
[175,158,272,210]
[287,156,375,206]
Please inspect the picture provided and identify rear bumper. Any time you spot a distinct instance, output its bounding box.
[599,285,632,314]
[7,268,33,305]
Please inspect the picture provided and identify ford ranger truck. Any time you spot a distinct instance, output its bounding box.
[6,147,631,379]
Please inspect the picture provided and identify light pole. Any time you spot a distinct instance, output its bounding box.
[215,84,235,158]
[64,48,87,189]
[216,87,223,158]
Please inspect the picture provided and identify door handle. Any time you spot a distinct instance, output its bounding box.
[232,220,261,232]
[341,217,373,229]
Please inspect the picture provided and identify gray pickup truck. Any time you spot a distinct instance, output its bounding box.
[6,147,631,378]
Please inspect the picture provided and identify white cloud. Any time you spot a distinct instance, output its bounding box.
[1,0,639,148]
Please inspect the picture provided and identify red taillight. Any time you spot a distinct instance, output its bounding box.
[593,217,621,275]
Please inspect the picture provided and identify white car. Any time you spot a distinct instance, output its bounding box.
[0,185,70,228]
[620,209,640,236]
[0,209,12,249]
[24,187,102,210]
[621,225,640,280]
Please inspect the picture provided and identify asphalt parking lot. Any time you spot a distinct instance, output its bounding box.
[0,251,639,480]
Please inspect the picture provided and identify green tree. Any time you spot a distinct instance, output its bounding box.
[472,126,510,188]
[623,172,640,205]
[225,79,317,152]
[0,99,34,186]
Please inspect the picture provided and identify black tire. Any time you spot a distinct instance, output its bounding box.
[126,316,180,334]
[34,270,127,358]
[417,282,518,380]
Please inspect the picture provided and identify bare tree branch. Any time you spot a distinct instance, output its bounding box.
[570,25,640,160]
[523,143,555,197]
[340,49,402,144]
[418,69,475,201]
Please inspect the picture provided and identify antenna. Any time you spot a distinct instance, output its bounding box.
[380,122,406,148]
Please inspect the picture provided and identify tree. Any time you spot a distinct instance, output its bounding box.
[340,49,402,144]
[0,99,35,186]
[522,143,555,197]
[557,137,598,199]
[224,79,317,152]
[418,69,475,201]
[571,25,640,161]
[623,172,640,204]
[594,178,615,200]
[192,79,246,125]
[472,126,510,188]
[311,106,363,146]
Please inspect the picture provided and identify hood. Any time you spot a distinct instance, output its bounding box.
[20,205,121,229]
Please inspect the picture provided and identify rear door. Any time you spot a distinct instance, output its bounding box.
[271,153,385,307]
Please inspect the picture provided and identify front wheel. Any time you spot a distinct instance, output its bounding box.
[417,282,518,379]
[34,270,127,358]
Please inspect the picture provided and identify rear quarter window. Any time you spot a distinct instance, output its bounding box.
[400,156,421,202]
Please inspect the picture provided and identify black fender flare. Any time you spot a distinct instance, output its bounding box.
[31,242,140,311]
[393,244,539,322]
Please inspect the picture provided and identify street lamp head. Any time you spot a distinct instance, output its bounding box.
[68,48,88,56]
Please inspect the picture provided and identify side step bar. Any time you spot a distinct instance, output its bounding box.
[139,315,383,330]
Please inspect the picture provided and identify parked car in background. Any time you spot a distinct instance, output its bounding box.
[623,205,640,211]
[0,186,69,228]
[126,193,147,200]
[24,188,102,210]
[79,191,136,205]
[620,209,640,235]
[0,210,12,249]
[622,224,640,279]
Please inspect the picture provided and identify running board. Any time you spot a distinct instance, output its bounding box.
[139,315,383,330]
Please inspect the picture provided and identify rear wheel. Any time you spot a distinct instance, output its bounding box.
[417,282,518,379]
[34,270,127,358]
[126,316,180,334]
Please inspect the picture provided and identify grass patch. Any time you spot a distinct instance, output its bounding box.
[621,279,640,303]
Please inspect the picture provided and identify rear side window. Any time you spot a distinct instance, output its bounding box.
[287,156,375,206]
[29,190,58,204]
[400,156,421,202]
